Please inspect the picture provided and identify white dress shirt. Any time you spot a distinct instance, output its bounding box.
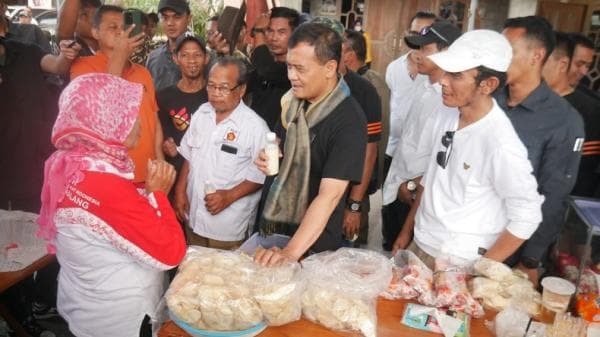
[179,101,269,241]
[385,52,426,156]
[382,79,456,205]
[414,99,544,262]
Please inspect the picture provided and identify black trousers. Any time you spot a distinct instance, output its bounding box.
[380,155,412,251]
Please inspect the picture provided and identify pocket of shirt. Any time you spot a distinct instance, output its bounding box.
[214,141,251,181]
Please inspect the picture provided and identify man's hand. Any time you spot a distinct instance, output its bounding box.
[204,190,233,215]
[58,40,81,60]
[516,263,540,287]
[174,190,189,222]
[253,12,270,31]
[391,230,412,256]
[254,149,270,175]
[114,25,145,59]
[145,159,176,194]
[254,246,297,267]
[163,137,178,158]
[208,32,230,55]
[342,209,360,240]
[397,181,414,205]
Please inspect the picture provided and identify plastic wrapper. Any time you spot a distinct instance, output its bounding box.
[301,248,393,337]
[252,262,304,326]
[165,246,303,331]
[493,306,547,337]
[433,257,484,318]
[473,257,513,282]
[469,259,541,317]
[380,250,434,305]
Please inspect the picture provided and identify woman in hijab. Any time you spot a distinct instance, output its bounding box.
[38,73,186,337]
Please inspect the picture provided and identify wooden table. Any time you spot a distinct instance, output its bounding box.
[159,299,496,337]
[0,254,55,337]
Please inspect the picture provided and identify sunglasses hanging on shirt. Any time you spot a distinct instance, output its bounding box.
[436,131,455,169]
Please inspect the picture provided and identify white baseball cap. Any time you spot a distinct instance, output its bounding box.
[428,29,513,73]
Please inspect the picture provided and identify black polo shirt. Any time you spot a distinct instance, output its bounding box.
[564,88,600,197]
[272,94,367,252]
[495,81,585,261]
[248,45,291,130]
[0,39,58,209]
[343,70,382,143]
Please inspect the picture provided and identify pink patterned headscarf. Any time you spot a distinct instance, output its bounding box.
[38,73,143,253]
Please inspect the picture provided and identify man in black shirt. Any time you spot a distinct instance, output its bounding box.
[247,7,299,129]
[157,34,209,177]
[311,16,382,247]
[497,16,585,286]
[543,32,600,197]
[0,31,80,336]
[255,23,366,266]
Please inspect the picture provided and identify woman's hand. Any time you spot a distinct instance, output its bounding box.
[145,159,176,194]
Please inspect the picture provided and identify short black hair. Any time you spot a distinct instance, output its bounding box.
[409,11,436,27]
[81,0,101,9]
[209,15,219,22]
[475,65,506,94]
[271,7,300,30]
[147,12,159,24]
[569,32,594,50]
[503,16,555,63]
[344,29,367,62]
[93,5,124,28]
[211,56,249,85]
[553,31,575,60]
[289,22,342,65]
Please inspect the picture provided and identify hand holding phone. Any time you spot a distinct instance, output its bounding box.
[124,9,144,38]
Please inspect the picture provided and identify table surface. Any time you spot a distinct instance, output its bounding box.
[0,254,55,293]
[159,299,496,337]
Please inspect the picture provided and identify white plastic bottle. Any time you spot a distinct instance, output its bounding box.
[204,180,216,194]
[265,132,279,176]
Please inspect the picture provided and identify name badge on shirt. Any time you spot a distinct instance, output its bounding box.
[221,144,238,155]
[224,128,239,142]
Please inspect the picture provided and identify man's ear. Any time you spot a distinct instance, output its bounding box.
[480,76,500,95]
[558,56,570,74]
[325,59,338,79]
[531,46,546,66]
[91,27,100,41]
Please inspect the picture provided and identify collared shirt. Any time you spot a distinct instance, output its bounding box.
[382,80,453,205]
[179,101,269,241]
[146,42,181,92]
[414,99,543,262]
[495,82,585,260]
[385,52,426,156]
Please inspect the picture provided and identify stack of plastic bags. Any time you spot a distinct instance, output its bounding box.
[381,251,485,317]
[469,257,541,316]
[301,248,393,337]
[165,246,304,331]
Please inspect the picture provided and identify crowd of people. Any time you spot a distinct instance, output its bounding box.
[1,0,600,336]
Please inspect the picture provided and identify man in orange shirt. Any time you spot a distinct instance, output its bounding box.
[71,5,164,182]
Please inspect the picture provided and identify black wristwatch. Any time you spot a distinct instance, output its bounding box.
[251,27,266,37]
[347,199,362,212]
[521,256,541,269]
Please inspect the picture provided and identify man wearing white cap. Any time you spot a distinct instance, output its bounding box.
[392,30,544,268]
